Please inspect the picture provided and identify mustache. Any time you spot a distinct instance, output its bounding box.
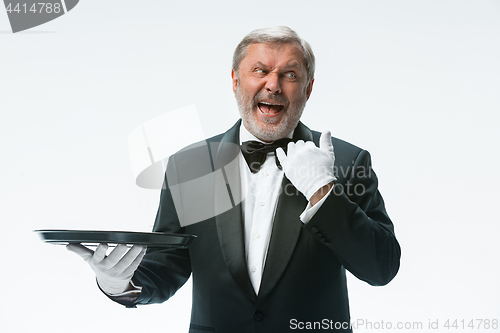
[252,93,289,108]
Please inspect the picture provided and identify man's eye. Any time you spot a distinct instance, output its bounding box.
[285,72,296,78]
[256,69,266,74]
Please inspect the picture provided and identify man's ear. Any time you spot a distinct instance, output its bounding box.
[231,69,238,93]
[306,78,314,100]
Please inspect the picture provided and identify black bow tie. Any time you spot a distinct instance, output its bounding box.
[240,138,293,173]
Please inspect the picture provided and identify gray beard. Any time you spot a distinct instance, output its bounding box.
[235,87,307,142]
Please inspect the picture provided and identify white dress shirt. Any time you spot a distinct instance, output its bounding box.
[239,125,332,294]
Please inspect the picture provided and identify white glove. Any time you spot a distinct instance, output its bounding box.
[67,243,146,295]
[276,131,336,200]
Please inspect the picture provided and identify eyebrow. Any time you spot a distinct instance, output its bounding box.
[256,61,269,69]
[282,62,301,70]
[255,61,301,70]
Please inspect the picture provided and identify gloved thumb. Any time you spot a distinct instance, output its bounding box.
[319,131,333,154]
[66,243,94,261]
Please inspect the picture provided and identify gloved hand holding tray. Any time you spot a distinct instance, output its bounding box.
[34,229,196,248]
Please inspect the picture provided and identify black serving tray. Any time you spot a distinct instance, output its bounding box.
[35,229,196,248]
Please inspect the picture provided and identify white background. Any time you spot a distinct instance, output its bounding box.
[1,1,499,332]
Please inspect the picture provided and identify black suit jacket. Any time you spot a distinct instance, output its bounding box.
[117,120,400,332]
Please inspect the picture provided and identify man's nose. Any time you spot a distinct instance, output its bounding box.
[265,73,281,94]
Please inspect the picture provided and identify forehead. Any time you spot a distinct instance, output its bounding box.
[240,42,305,70]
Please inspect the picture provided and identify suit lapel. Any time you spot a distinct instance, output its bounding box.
[214,120,257,301]
[214,120,314,302]
[258,122,313,299]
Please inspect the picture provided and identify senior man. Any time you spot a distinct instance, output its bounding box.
[68,26,401,332]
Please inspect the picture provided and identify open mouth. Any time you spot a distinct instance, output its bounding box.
[258,101,285,115]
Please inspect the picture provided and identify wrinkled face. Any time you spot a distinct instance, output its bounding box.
[232,43,314,142]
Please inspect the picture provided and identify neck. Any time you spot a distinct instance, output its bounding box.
[240,122,294,143]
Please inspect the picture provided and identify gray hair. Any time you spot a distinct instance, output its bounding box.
[232,26,315,82]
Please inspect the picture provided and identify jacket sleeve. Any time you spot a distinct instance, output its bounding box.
[303,149,401,286]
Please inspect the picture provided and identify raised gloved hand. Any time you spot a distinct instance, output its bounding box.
[67,243,146,295]
[276,130,336,201]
